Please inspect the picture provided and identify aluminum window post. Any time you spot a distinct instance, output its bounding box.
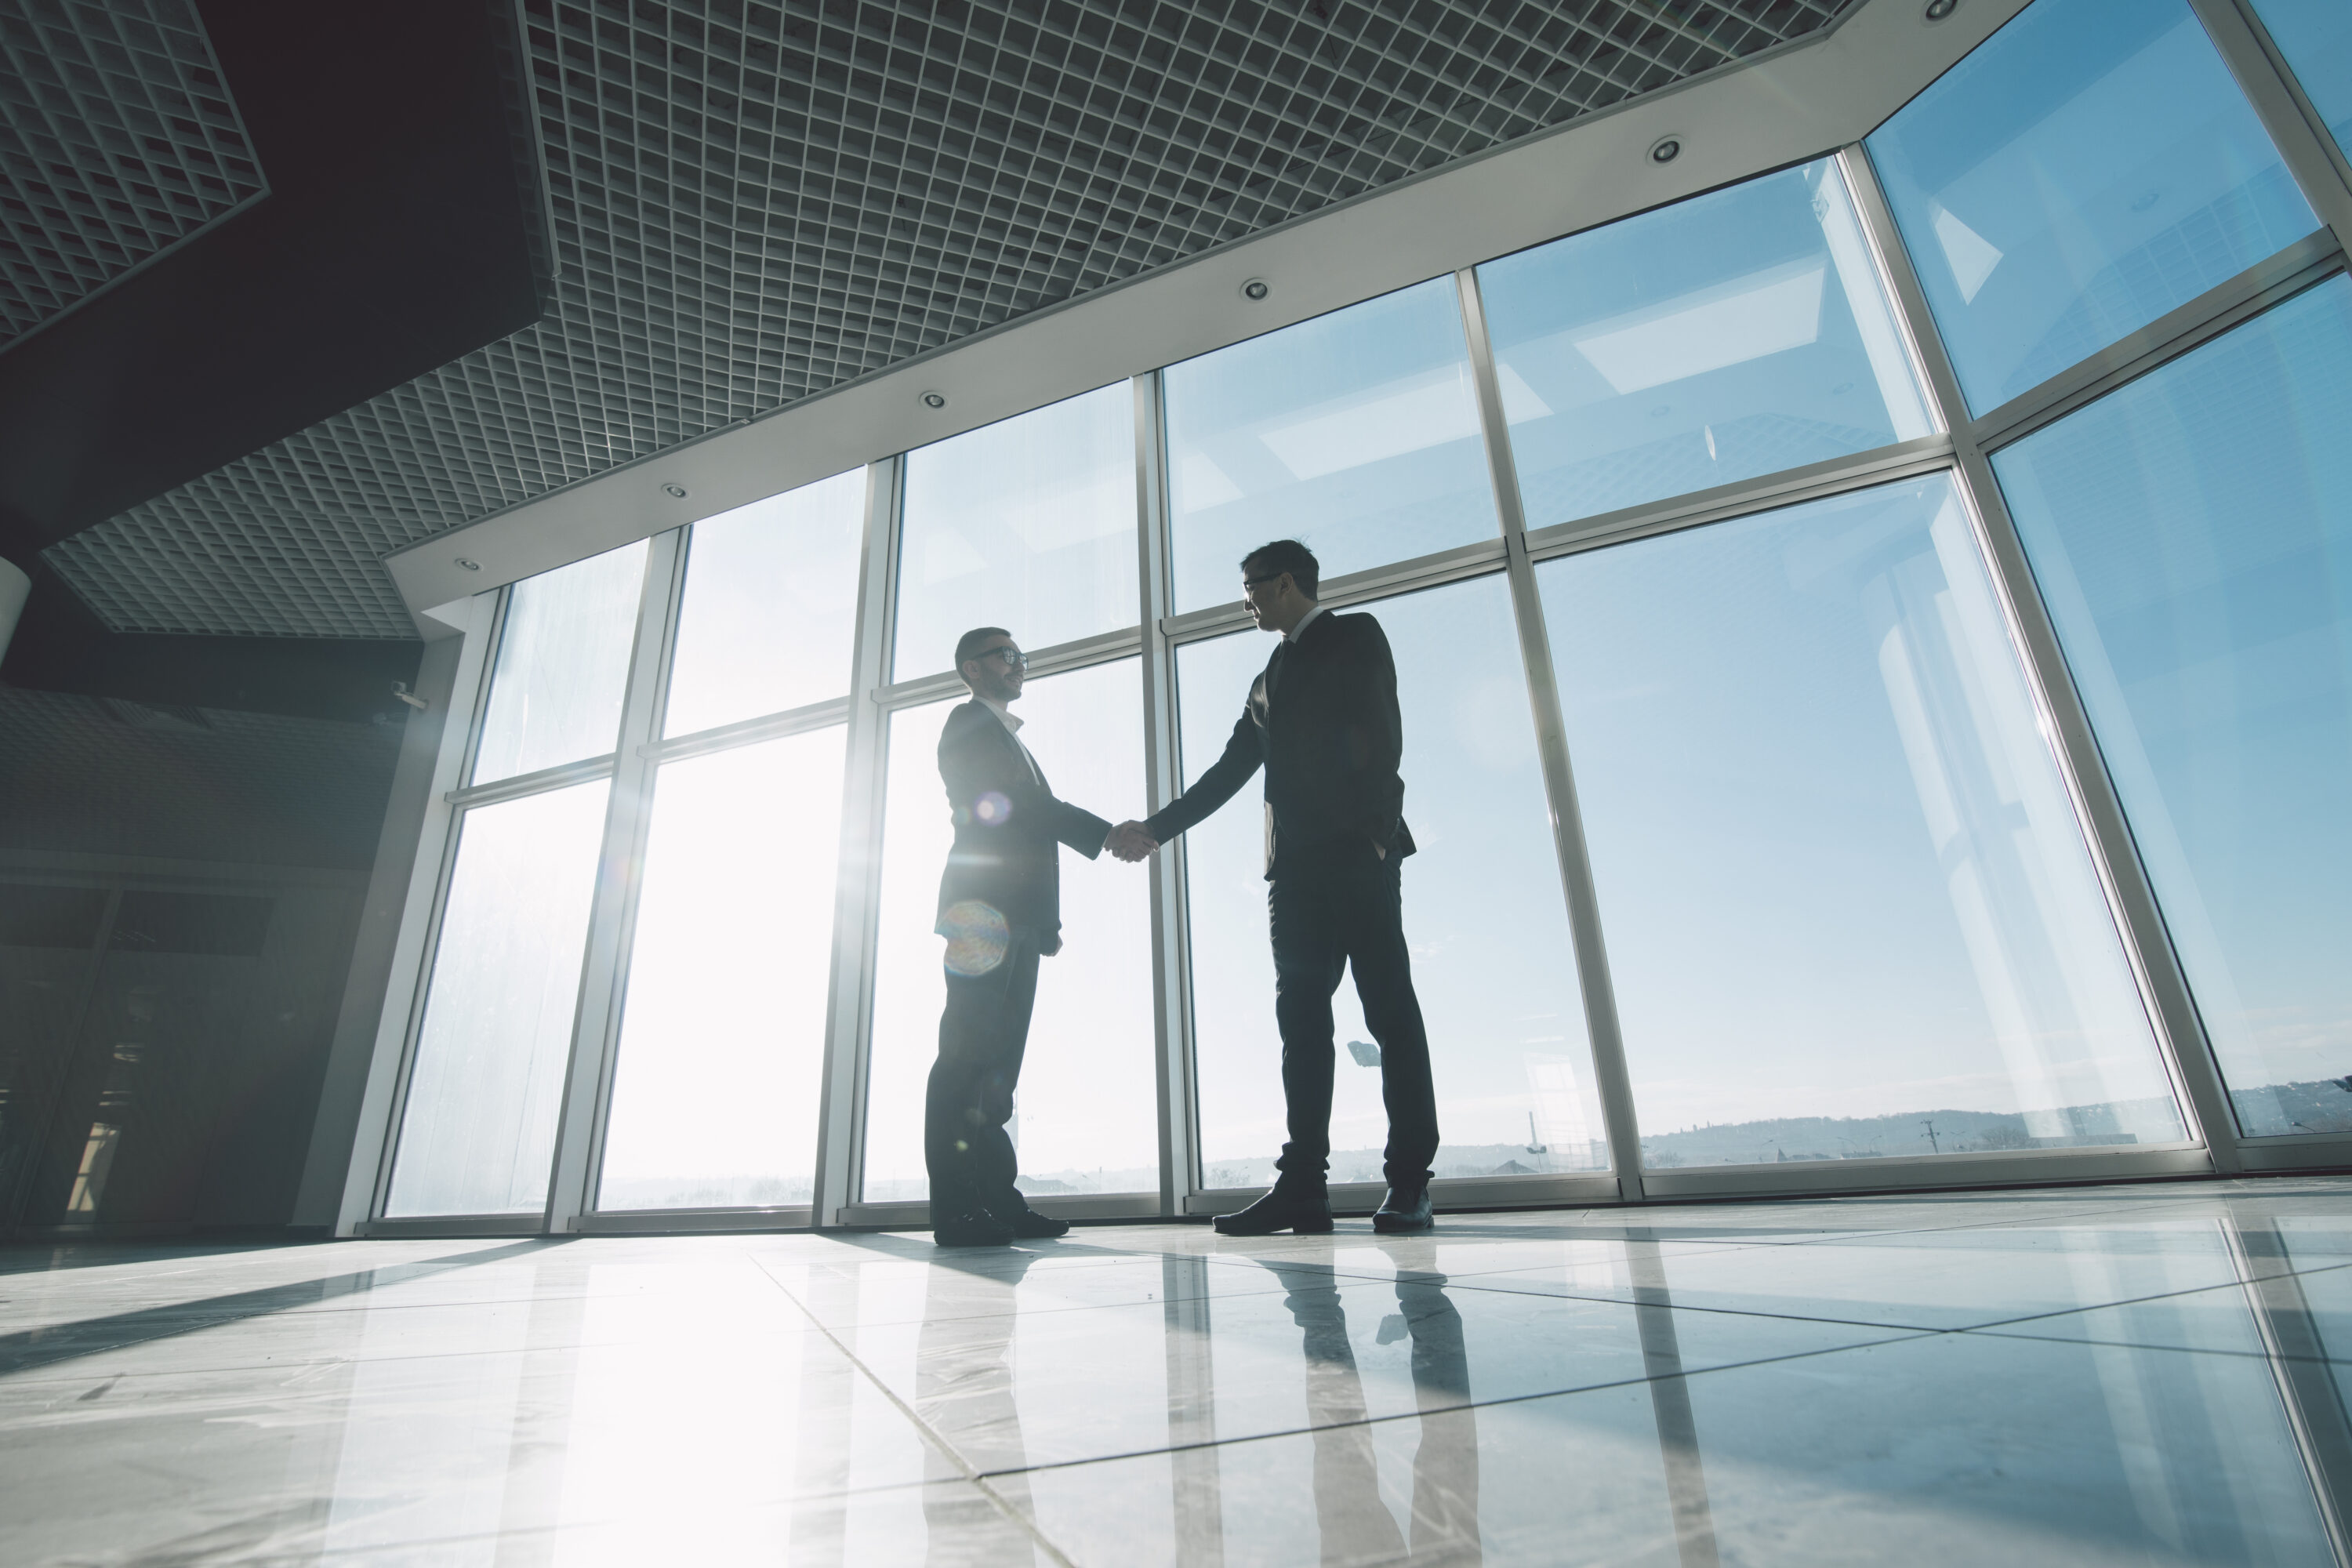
[811,456,903,1225]
[1835,143,2245,1174]
[1135,368,1199,1216]
[1453,265,1650,1203]
[2194,0,2352,249]
[542,528,687,1232]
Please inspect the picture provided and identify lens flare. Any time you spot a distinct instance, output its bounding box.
[973,790,1013,826]
[941,898,1010,976]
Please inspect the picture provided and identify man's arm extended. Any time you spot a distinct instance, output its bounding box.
[1139,704,1263,844]
[940,706,1112,857]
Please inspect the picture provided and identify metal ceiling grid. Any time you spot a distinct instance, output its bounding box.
[0,0,265,346]
[46,0,1850,639]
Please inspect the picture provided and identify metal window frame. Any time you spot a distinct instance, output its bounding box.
[356,5,2352,1233]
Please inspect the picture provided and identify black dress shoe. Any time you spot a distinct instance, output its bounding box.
[1372,1183,1433,1233]
[1005,1208,1069,1239]
[934,1209,1014,1247]
[1214,1183,1334,1236]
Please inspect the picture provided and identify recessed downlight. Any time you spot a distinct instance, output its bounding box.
[921,390,948,409]
[1649,136,1682,165]
[662,482,688,498]
[456,557,481,571]
[1241,277,1271,301]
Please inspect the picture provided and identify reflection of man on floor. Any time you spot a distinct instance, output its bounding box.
[916,1248,1040,1564]
[1262,1252,1481,1563]
[927,626,1145,1248]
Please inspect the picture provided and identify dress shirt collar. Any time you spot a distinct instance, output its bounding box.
[1283,603,1327,644]
[977,695,1025,734]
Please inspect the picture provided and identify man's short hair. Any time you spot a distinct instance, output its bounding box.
[1240,539,1319,600]
[954,626,1012,675]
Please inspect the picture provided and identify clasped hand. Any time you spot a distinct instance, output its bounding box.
[1106,821,1158,862]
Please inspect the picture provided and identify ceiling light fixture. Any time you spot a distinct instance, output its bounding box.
[456,557,481,571]
[1649,136,1682,165]
[662,482,688,498]
[921,390,947,408]
[1924,0,1957,18]
[1241,278,1271,301]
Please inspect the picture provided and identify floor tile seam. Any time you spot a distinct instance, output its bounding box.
[796,1280,1309,1334]
[0,1287,794,1331]
[1362,1272,1987,1334]
[0,1322,837,1391]
[961,1327,1947,1483]
[1950,1255,2352,1335]
[1955,1323,2352,1367]
[742,1247,1075,1568]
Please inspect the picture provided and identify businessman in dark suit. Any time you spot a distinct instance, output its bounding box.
[927,626,1142,1247]
[1110,539,1437,1235]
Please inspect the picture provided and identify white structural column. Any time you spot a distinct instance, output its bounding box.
[811,457,903,1225]
[1835,144,2245,1174]
[1453,267,1650,1202]
[1134,369,1199,1214]
[543,529,686,1231]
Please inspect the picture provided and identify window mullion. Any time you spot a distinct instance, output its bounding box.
[1454,263,1650,1203]
[1136,368,1196,1216]
[541,528,688,1233]
[811,456,903,1226]
[2195,0,2352,249]
[1838,143,2245,1174]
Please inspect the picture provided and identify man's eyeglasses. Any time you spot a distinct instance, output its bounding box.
[981,648,1028,670]
[1241,573,1284,593]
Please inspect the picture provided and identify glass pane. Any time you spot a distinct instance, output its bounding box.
[596,727,846,1210]
[862,659,1156,1200]
[1541,474,2184,1166]
[1478,158,1934,533]
[1994,278,2352,1138]
[473,540,648,785]
[1179,575,1607,1188]
[893,384,1137,680]
[387,780,610,1216]
[663,470,865,737]
[1163,278,1497,614]
[1867,0,2315,414]
[2250,0,2352,163]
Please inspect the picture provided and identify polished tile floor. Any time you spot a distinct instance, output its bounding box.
[8,1179,2352,1565]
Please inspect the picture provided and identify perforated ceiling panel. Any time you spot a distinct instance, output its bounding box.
[47,0,1852,638]
[0,0,265,346]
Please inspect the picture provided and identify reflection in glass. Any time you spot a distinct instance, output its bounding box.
[387,781,610,1216]
[1995,279,2352,1138]
[1163,278,1497,613]
[1181,575,1606,1189]
[663,469,865,737]
[1478,158,1933,532]
[2250,0,2352,163]
[1541,475,2184,1163]
[861,660,1154,1200]
[596,727,846,1210]
[473,541,648,784]
[893,384,1137,680]
[1867,0,2315,413]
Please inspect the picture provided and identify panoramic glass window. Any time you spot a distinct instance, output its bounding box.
[472,540,648,785]
[2249,0,2352,162]
[1867,0,2316,414]
[1478,158,1934,532]
[1541,475,2185,1165]
[1178,575,1606,1189]
[662,469,866,737]
[595,726,846,1210]
[894,384,1137,680]
[1995,279,2352,1139]
[861,659,1155,1201]
[1163,278,1497,614]
[387,780,611,1216]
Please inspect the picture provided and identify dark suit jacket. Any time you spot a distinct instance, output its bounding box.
[934,699,1112,939]
[1142,609,1415,878]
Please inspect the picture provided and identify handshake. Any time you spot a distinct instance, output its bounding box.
[1105,820,1160,863]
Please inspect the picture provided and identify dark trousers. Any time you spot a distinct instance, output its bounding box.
[924,931,1042,1221]
[1269,840,1439,1189]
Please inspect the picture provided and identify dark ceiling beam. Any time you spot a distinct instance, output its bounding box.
[0,0,548,570]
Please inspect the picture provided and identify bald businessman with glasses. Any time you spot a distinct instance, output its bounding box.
[927,626,1152,1247]
[1108,539,1438,1236]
